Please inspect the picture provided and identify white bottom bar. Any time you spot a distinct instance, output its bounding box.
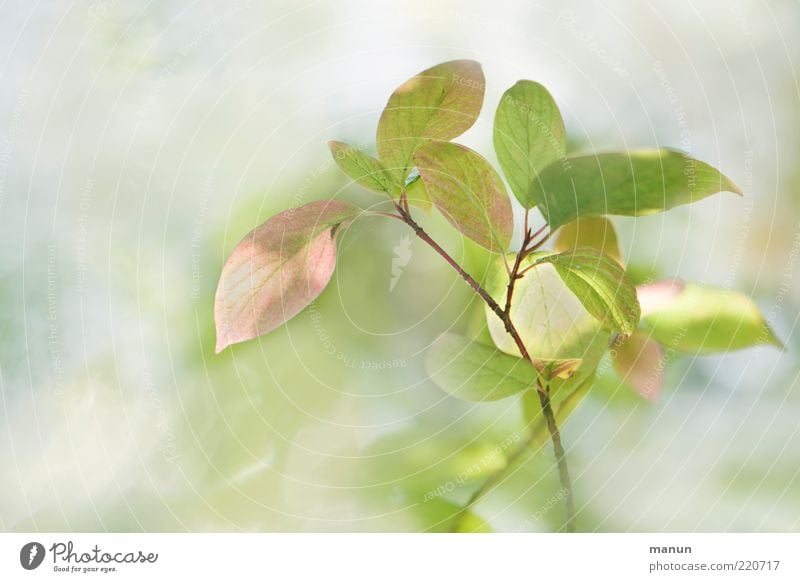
[1,533,797,581]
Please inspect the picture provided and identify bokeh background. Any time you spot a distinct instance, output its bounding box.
[1,0,799,532]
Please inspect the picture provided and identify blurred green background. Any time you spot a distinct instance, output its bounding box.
[1,0,798,532]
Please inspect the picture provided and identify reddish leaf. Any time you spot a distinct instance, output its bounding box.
[636,279,685,316]
[414,142,513,252]
[611,331,664,400]
[214,200,360,352]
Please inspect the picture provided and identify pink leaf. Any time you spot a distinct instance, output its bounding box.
[636,279,685,317]
[214,200,360,352]
[611,331,664,400]
[414,142,513,252]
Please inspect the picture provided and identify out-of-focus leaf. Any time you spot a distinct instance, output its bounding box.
[484,252,611,372]
[426,333,538,401]
[530,149,743,229]
[554,217,623,265]
[214,200,360,352]
[414,142,513,252]
[454,509,493,533]
[414,498,493,533]
[611,332,663,400]
[364,430,508,505]
[327,141,390,193]
[522,371,596,440]
[534,248,640,336]
[376,60,485,188]
[640,283,783,353]
[636,279,685,316]
[493,80,566,207]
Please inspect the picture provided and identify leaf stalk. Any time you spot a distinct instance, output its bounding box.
[390,204,577,532]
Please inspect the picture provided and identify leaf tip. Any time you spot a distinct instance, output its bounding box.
[762,325,786,351]
[511,78,542,91]
[214,316,233,353]
[727,178,745,197]
[453,58,483,73]
[213,305,233,353]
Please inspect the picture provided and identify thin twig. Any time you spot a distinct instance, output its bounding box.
[450,380,588,532]
[384,206,577,532]
[366,210,407,223]
[526,228,553,254]
[448,428,541,532]
[536,380,576,533]
[396,206,505,321]
[504,213,533,314]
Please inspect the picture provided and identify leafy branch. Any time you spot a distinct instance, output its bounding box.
[394,199,576,530]
[213,59,781,533]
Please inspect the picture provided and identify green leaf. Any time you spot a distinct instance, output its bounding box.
[327,141,390,193]
[639,283,783,353]
[534,248,640,336]
[554,217,623,265]
[214,200,360,352]
[405,172,433,213]
[414,142,513,252]
[376,60,485,188]
[493,80,566,207]
[611,331,663,400]
[425,333,539,401]
[530,149,743,229]
[484,252,612,370]
[364,430,508,505]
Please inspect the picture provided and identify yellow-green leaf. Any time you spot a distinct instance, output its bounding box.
[376,60,485,189]
[640,283,783,353]
[414,142,513,252]
[327,140,390,193]
[534,248,640,336]
[484,252,611,370]
[454,510,493,533]
[554,217,623,265]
